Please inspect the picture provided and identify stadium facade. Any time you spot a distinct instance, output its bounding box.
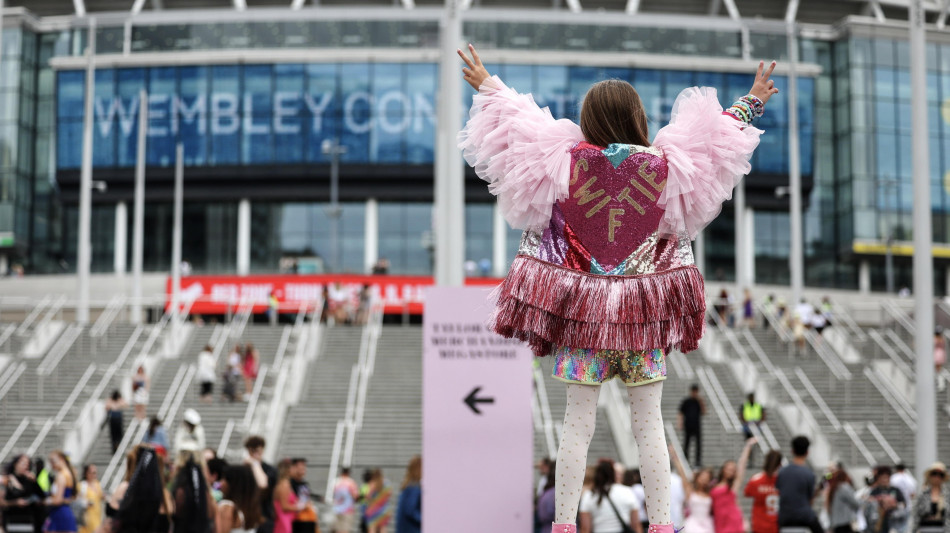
[1,0,949,293]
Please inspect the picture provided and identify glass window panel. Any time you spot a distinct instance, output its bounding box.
[371,63,404,164]
[405,63,436,164]
[242,64,273,164]
[274,64,305,164]
[339,63,370,163]
[873,68,896,99]
[875,132,898,178]
[874,99,896,129]
[306,63,339,163]
[209,65,240,165]
[873,39,896,67]
[179,66,208,166]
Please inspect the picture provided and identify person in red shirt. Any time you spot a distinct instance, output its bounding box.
[744,450,784,533]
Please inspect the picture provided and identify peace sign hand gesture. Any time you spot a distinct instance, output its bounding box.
[750,60,780,105]
[457,44,492,91]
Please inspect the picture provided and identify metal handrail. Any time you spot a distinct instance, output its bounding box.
[27,419,56,456]
[218,419,236,459]
[0,323,16,350]
[882,300,916,338]
[755,302,793,343]
[0,362,25,402]
[103,418,143,492]
[54,364,98,425]
[868,330,913,377]
[242,364,269,428]
[695,366,740,432]
[89,325,145,403]
[91,295,125,338]
[16,295,51,335]
[866,422,901,464]
[862,367,917,431]
[325,420,347,501]
[270,326,292,374]
[36,324,83,376]
[842,422,877,467]
[772,368,825,435]
[883,329,914,360]
[0,418,30,464]
[829,302,867,342]
[793,367,841,431]
[804,330,852,380]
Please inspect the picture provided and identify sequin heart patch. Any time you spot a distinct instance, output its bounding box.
[559,145,668,272]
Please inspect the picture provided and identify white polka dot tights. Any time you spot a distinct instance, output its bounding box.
[553,381,671,525]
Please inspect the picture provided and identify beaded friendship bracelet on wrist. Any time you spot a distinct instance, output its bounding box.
[723,94,765,124]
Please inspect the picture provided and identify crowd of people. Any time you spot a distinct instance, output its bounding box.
[712,290,834,353]
[534,436,950,533]
[0,437,422,533]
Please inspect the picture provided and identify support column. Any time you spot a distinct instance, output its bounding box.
[745,206,756,285]
[787,22,805,312]
[910,0,936,481]
[433,0,465,286]
[735,180,746,288]
[77,19,97,324]
[492,203,507,278]
[364,198,378,274]
[114,201,127,276]
[237,198,251,276]
[945,265,950,298]
[859,260,871,294]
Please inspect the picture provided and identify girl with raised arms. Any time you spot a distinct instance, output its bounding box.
[457,44,779,533]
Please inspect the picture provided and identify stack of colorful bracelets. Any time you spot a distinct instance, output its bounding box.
[723,94,765,124]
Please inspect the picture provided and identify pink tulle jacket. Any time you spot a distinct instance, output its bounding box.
[458,76,763,357]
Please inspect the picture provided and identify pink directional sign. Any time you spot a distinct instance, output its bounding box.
[423,287,534,532]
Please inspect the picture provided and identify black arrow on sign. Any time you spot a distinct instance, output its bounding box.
[464,386,495,415]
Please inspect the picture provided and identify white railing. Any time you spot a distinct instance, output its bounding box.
[0,362,26,402]
[882,300,916,339]
[342,306,382,467]
[695,366,740,432]
[804,330,852,380]
[862,367,917,431]
[102,418,143,492]
[756,302,794,343]
[883,329,914,360]
[793,368,841,431]
[15,295,52,335]
[218,419,236,459]
[91,295,126,338]
[36,323,83,376]
[0,323,16,350]
[0,418,30,464]
[242,365,269,429]
[325,420,347,501]
[866,422,901,464]
[54,364,98,425]
[829,302,867,343]
[842,422,877,467]
[26,418,56,456]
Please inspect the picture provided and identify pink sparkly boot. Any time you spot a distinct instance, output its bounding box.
[551,524,576,533]
[648,524,678,533]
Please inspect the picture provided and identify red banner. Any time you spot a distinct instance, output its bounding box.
[165,274,502,315]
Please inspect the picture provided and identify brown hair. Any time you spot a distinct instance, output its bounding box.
[580,79,651,148]
[402,456,421,490]
[762,450,783,475]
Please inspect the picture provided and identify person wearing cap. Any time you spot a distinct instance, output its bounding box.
[862,465,908,533]
[911,462,950,532]
[174,408,207,454]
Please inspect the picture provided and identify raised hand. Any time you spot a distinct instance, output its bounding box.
[750,60,780,105]
[457,44,492,91]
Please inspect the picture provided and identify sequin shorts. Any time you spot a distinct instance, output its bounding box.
[552,347,667,386]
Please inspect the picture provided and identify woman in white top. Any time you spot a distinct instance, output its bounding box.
[579,460,642,533]
[671,446,714,533]
[197,345,216,403]
[216,465,262,533]
[131,365,150,420]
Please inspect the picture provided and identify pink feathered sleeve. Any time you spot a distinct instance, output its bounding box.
[653,87,763,240]
[458,76,584,231]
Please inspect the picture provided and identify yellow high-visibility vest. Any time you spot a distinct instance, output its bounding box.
[743,402,763,422]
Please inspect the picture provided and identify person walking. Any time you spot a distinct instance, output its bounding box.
[710,438,755,533]
[43,450,78,533]
[142,417,169,454]
[77,464,103,533]
[394,456,421,533]
[332,468,359,533]
[775,436,822,533]
[744,450,782,533]
[827,468,860,533]
[678,384,705,466]
[223,345,243,403]
[197,345,216,403]
[739,393,764,441]
[742,289,755,328]
[174,409,206,454]
[579,460,641,533]
[131,366,149,420]
[911,462,950,532]
[105,391,127,453]
[242,344,259,401]
[363,469,392,533]
[268,292,280,327]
